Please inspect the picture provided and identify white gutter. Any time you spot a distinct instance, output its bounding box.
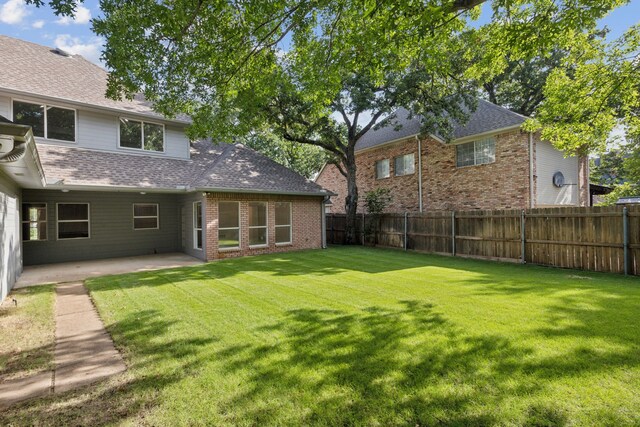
[529,132,535,208]
[416,135,423,212]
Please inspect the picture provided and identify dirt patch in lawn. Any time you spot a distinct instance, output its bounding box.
[0,285,56,381]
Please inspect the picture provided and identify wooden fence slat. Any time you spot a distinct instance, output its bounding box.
[325,205,639,275]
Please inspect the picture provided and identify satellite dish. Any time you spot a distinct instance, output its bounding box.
[552,171,565,188]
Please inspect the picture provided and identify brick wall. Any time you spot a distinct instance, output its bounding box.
[424,130,531,210]
[316,130,535,213]
[205,192,323,260]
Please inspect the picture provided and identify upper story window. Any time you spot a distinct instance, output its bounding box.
[119,118,164,152]
[456,137,496,168]
[394,153,415,176]
[375,159,390,179]
[13,100,76,142]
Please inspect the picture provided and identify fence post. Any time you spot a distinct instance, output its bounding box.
[520,210,526,264]
[362,212,365,246]
[330,214,334,244]
[623,207,629,275]
[404,212,408,251]
[451,210,456,256]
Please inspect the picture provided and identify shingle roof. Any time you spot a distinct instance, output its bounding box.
[37,140,329,195]
[355,99,527,151]
[192,143,329,194]
[0,36,189,124]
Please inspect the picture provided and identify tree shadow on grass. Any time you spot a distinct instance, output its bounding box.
[209,300,560,425]
[0,309,217,426]
[209,297,640,426]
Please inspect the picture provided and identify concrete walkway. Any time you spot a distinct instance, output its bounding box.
[16,252,203,288]
[0,282,126,407]
[54,282,126,393]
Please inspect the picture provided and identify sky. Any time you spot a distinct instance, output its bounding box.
[0,0,639,68]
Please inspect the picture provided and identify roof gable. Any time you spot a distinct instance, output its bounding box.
[355,100,527,151]
[0,36,188,124]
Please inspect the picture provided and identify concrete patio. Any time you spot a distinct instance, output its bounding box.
[15,253,204,288]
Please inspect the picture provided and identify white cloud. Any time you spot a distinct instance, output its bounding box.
[0,0,29,24]
[54,34,104,66]
[56,4,91,25]
[32,19,45,29]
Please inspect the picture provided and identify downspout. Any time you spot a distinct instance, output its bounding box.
[416,136,423,212]
[528,132,535,209]
[321,196,328,249]
[0,140,27,163]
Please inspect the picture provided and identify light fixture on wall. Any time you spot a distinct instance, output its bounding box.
[140,191,146,195]
[61,189,70,193]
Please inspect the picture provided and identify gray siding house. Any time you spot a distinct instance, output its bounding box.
[0,36,330,300]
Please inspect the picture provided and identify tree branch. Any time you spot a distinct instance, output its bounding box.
[354,109,386,141]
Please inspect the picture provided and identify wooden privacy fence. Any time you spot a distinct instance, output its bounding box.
[325,206,640,275]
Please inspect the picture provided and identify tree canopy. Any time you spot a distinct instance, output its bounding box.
[525,22,639,155]
[27,0,633,240]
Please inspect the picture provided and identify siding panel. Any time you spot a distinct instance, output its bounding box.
[0,95,10,118]
[536,140,579,206]
[22,190,182,265]
[0,170,21,300]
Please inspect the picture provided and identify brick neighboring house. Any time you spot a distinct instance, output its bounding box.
[317,101,589,213]
[0,36,330,299]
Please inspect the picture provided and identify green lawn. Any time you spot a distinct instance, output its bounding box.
[3,247,640,426]
[0,285,55,380]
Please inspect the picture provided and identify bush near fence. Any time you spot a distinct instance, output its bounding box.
[325,206,640,275]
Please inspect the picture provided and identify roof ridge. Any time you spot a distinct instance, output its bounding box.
[478,98,530,120]
[188,142,237,188]
[232,143,319,185]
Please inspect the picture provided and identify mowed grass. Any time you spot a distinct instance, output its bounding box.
[0,285,55,380]
[3,247,640,426]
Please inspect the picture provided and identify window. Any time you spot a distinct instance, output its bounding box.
[275,202,292,244]
[22,203,47,241]
[133,203,159,230]
[119,118,164,152]
[456,137,496,167]
[375,159,390,179]
[249,202,268,247]
[57,203,89,239]
[13,100,75,142]
[394,153,415,176]
[218,201,240,249]
[193,201,203,250]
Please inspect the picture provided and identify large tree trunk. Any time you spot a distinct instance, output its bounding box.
[343,148,359,244]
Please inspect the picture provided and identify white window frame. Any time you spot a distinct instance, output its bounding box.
[218,201,240,250]
[56,203,90,240]
[22,202,47,242]
[133,203,160,230]
[456,137,497,168]
[394,153,415,176]
[193,201,203,250]
[118,117,166,153]
[12,98,77,143]
[275,202,292,245]
[248,201,268,248]
[375,159,390,179]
